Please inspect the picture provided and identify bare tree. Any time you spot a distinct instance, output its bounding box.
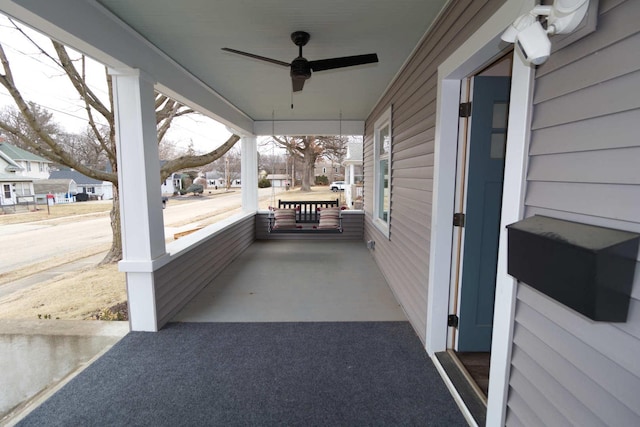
[0,22,239,263]
[258,152,287,175]
[270,135,346,191]
[207,147,241,190]
[158,138,185,161]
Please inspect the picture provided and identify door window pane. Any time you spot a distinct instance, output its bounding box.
[492,102,508,129]
[490,133,507,159]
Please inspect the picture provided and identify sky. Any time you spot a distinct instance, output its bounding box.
[0,14,233,155]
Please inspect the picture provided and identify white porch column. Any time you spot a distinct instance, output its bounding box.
[111,68,168,332]
[241,135,258,212]
[345,164,353,208]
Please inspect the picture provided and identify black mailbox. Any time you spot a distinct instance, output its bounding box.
[507,216,639,322]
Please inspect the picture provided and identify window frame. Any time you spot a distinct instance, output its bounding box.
[373,106,392,238]
[3,184,11,199]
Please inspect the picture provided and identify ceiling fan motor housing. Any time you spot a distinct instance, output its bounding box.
[290,57,312,79]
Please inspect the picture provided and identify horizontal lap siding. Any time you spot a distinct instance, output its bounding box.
[154,216,255,327]
[508,1,640,424]
[363,0,505,341]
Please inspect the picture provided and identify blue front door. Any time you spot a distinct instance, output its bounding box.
[457,76,511,352]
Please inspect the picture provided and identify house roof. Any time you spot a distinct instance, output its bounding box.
[1,0,449,134]
[33,179,76,194]
[0,150,22,173]
[49,170,104,185]
[0,142,51,163]
[266,174,290,180]
[0,172,33,182]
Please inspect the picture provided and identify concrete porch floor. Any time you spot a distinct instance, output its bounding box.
[173,240,407,323]
[9,240,471,426]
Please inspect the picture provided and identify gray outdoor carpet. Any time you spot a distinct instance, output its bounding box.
[18,322,466,426]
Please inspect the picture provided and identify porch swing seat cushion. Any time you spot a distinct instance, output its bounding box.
[318,207,341,230]
[272,208,298,229]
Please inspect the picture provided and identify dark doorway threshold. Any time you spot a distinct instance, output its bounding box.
[456,351,490,397]
[435,350,488,426]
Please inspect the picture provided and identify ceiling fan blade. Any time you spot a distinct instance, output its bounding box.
[309,53,378,72]
[292,77,305,92]
[221,48,290,67]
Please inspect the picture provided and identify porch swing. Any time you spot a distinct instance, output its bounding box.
[267,112,344,234]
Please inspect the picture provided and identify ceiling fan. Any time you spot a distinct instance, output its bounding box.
[222,31,378,92]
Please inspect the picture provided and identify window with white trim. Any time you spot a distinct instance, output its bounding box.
[3,184,11,199]
[373,106,392,237]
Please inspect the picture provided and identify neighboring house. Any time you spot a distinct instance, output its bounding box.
[265,174,289,188]
[314,161,343,182]
[343,140,363,209]
[33,179,78,204]
[0,174,34,206]
[0,142,45,205]
[10,1,640,426]
[0,142,52,179]
[205,172,241,188]
[161,172,183,194]
[49,169,113,200]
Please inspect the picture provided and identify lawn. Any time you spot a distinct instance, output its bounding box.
[0,200,112,225]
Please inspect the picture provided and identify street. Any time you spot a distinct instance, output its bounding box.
[0,187,282,277]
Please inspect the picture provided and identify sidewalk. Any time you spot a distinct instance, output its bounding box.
[0,252,106,299]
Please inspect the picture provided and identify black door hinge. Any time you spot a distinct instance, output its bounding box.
[459,102,472,118]
[448,314,459,328]
[453,212,465,227]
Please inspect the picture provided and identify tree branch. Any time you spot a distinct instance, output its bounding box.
[159,134,241,181]
[0,44,116,183]
[52,41,112,122]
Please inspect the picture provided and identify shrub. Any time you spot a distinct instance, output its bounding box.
[258,178,271,188]
[185,183,204,195]
[315,175,329,185]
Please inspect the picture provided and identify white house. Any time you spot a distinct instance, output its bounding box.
[205,172,240,189]
[0,173,33,206]
[0,141,52,180]
[49,169,113,200]
[264,174,289,188]
[161,172,182,194]
[342,140,363,208]
[0,142,52,205]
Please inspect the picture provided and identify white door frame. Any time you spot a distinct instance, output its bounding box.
[425,0,535,425]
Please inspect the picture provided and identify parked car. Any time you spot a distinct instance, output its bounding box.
[330,181,346,192]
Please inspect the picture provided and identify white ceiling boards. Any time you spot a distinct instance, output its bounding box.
[95,0,449,123]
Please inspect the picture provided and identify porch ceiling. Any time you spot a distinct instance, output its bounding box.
[93,0,448,124]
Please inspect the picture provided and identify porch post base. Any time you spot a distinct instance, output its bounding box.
[126,272,158,332]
